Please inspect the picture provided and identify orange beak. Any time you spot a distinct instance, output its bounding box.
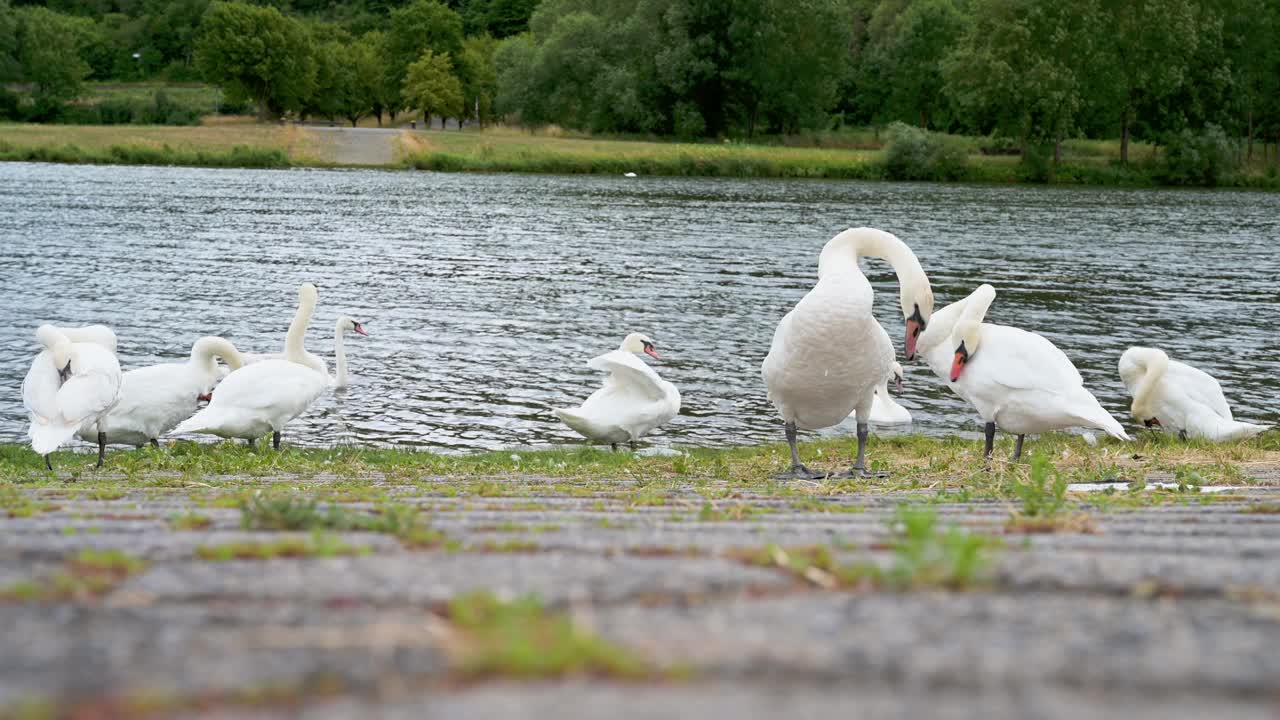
[949,352,966,382]
[645,347,661,360]
[905,319,921,360]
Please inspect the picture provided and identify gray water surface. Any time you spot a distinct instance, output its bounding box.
[0,162,1276,452]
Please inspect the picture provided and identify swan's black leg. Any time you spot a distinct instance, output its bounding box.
[1178,429,1188,442]
[610,443,618,452]
[774,421,825,480]
[96,432,106,468]
[272,431,281,450]
[846,422,889,479]
[44,455,52,471]
[983,422,996,461]
[149,438,160,449]
[1012,434,1026,462]
[247,437,255,448]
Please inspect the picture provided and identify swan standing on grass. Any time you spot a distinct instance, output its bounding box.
[174,284,329,449]
[763,228,933,479]
[24,325,123,469]
[864,362,912,425]
[554,333,681,450]
[77,336,245,449]
[1119,347,1271,441]
[918,284,1129,462]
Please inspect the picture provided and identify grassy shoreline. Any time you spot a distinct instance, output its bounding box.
[2,433,1276,491]
[2,122,1278,188]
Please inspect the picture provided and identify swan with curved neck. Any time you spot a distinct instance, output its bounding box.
[1118,346,1270,441]
[763,228,933,479]
[24,325,122,469]
[554,332,680,448]
[920,284,1129,462]
[78,335,244,448]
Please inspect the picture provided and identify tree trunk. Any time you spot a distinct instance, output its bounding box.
[1120,107,1130,165]
[350,117,358,128]
[919,108,928,129]
[1054,134,1062,165]
[1246,109,1253,162]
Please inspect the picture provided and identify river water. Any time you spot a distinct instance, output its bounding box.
[0,162,1276,452]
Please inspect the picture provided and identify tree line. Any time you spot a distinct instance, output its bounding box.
[2,0,1279,162]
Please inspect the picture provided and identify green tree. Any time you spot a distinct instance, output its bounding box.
[0,0,20,82]
[457,34,498,127]
[1092,0,1201,164]
[358,31,396,125]
[194,0,316,120]
[14,6,94,114]
[944,0,1100,160]
[385,0,463,115]
[402,48,463,127]
[303,39,349,120]
[861,0,965,129]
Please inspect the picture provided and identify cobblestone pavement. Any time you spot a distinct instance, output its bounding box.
[1,468,1278,719]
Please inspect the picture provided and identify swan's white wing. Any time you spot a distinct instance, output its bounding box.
[57,344,122,424]
[587,351,667,403]
[979,324,1082,392]
[1165,359,1232,421]
[22,351,61,420]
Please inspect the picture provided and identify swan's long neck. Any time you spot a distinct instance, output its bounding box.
[818,227,932,324]
[334,321,348,389]
[284,293,316,364]
[190,336,244,375]
[1129,348,1169,420]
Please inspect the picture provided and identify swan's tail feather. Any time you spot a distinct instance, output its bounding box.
[553,408,596,439]
[29,419,80,456]
[1188,416,1271,442]
[173,410,218,436]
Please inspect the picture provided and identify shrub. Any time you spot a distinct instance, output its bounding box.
[1158,123,1239,187]
[882,121,968,181]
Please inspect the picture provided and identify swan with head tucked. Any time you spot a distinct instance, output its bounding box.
[763,228,933,479]
[862,362,912,425]
[243,283,329,376]
[917,284,1129,462]
[173,286,329,449]
[553,333,681,449]
[1118,347,1270,442]
[77,336,245,448]
[23,325,123,469]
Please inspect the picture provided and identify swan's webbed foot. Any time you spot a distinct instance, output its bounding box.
[840,464,889,479]
[774,464,829,481]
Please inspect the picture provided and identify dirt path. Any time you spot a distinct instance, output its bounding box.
[306,126,400,167]
[1,470,1279,718]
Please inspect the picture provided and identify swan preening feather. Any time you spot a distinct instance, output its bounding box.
[554,333,680,447]
[78,336,245,447]
[918,283,1129,461]
[762,227,932,478]
[24,325,122,466]
[1119,347,1270,442]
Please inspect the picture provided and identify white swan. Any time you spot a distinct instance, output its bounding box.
[1118,347,1271,442]
[762,228,933,478]
[174,286,329,449]
[554,333,681,449]
[918,284,1129,461]
[865,362,912,425]
[243,283,328,375]
[23,325,123,468]
[52,325,118,355]
[332,316,368,389]
[77,336,245,448]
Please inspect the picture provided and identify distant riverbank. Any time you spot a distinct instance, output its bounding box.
[2,122,1278,189]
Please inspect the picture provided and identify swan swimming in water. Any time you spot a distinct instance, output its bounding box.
[762,228,933,479]
[1118,347,1271,442]
[554,333,681,450]
[917,284,1129,462]
[78,336,245,448]
[24,325,123,469]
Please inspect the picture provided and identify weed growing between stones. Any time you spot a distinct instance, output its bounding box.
[0,549,145,602]
[1002,455,1097,533]
[196,532,369,561]
[236,493,446,548]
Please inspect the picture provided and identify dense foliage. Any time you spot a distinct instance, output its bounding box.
[0,0,1278,163]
